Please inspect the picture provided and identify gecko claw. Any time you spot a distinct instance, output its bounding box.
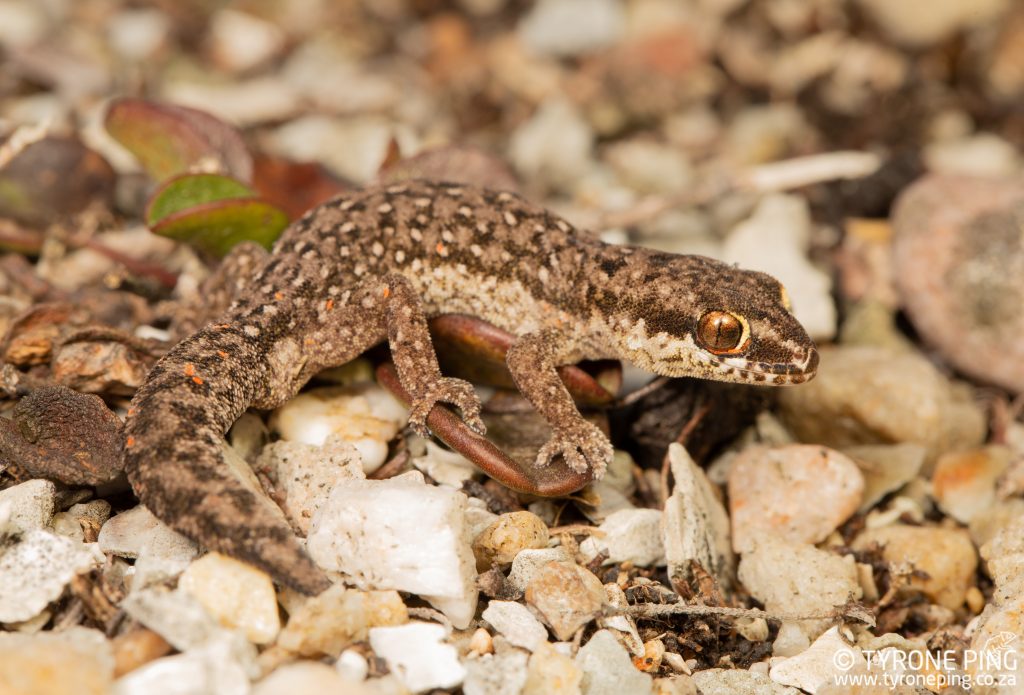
[408,377,486,437]
[535,420,612,479]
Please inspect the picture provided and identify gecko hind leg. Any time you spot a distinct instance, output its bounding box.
[381,274,486,436]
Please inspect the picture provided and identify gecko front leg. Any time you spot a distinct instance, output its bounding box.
[383,274,486,436]
[506,330,613,477]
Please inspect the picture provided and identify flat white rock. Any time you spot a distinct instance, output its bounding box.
[508,547,573,593]
[770,626,866,693]
[369,621,466,694]
[581,508,665,567]
[693,669,801,694]
[0,626,113,695]
[98,505,199,588]
[179,552,281,645]
[308,472,478,628]
[482,600,549,651]
[663,444,733,588]
[0,479,55,534]
[518,0,624,57]
[464,648,530,695]
[0,529,101,623]
[576,629,653,695]
[254,661,375,695]
[113,636,252,695]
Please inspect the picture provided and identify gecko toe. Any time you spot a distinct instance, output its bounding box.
[535,420,612,477]
[408,377,485,437]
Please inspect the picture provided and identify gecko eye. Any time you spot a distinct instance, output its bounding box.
[696,311,749,354]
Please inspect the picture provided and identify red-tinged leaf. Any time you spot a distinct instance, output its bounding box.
[0,135,115,227]
[105,98,253,182]
[251,154,349,219]
[150,198,288,258]
[145,173,256,226]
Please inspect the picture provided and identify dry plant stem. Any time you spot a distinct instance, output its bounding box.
[620,602,838,623]
[613,376,671,408]
[658,401,712,507]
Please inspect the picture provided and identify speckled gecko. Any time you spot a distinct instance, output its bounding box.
[123,180,818,593]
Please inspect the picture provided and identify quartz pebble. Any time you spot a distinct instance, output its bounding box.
[508,546,573,593]
[892,175,1024,394]
[526,561,606,641]
[729,445,864,553]
[523,641,583,695]
[253,434,364,534]
[662,444,733,588]
[738,537,861,644]
[723,194,836,340]
[580,508,664,567]
[576,630,653,695]
[277,585,408,658]
[369,621,466,694]
[0,529,101,623]
[852,525,978,609]
[308,472,478,628]
[482,600,549,651]
[253,661,375,695]
[518,0,624,57]
[777,345,986,457]
[0,627,114,695]
[855,0,1010,47]
[411,440,478,487]
[269,383,409,473]
[509,99,594,192]
[769,626,865,693]
[179,552,281,645]
[692,669,802,695]
[112,637,252,695]
[0,479,55,533]
[931,446,1012,524]
[98,505,199,589]
[473,511,550,570]
[207,9,286,74]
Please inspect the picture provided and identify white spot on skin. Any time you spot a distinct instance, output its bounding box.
[328,286,340,296]
[556,220,570,232]
[477,222,490,235]
[395,250,406,263]
[416,214,428,225]
[340,222,355,233]
[377,202,393,214]
[387,185,408,194]
[458,206,473,217]
[260,283,273,293]
[354,263,366,276]
[293,241,308,253]
[372,241,384,256]
[503,211,517,226]
[538,267,549,284]
[243,325,260,337]
[441,230,455,243]
[498,192,513,202]
[263,304,278,316]
[470,244,483,257]
[411,259,423,272]
[410,229,423,242]
[500,251,512,262]
[340,246,350,257]
[340,199,355,210]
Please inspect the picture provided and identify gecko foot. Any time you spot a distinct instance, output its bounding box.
[535,419,612,478]
[408,377,486,437]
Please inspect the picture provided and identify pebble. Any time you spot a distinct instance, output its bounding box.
[728,445,864,553]
[979,513,1024,604]
[112,637,252,695]
[580,508,665,567]
[269,383,409,473]
[0,627,113,695]
[98,505,199,589]
[604,139,694,195]
[723,194,836,340]
[162,76,301,127]
[121,586,250,656]
[970,498,1024,559]
[277,585,408,658]
[924,133,1022,178]
[892,175,1024,394]
[518,0,624,57]
[523,641,583,695]
[932,446,1012,524]
[268,114,396,184]
[179,552,281,645]
[525,561,606,641]
[662,444,733,588]
[482,600,549,651]
[769,626,865,693]
[105,8,170,63]
[0,479,55,534]
[692,669,802,695]
[855,0,1010,47]
[776,345,986,457]
[738,537,861,645]
[411,440,478,487]
[576,630,653,695]
[473,511,550,570]
[0,529,101,623]
[207,9,286,74]
[509,99,595,193]
[842,444,926,512]
[508,546,573,593]
[369,621,466,694]
[852,525,978,609]
[253,435,364,534]
[307,472,478,628]
[464,648,530,695]
[253,661,375,695]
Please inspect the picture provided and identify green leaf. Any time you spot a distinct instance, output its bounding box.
[145,173,255,226]
[150,198,288,258]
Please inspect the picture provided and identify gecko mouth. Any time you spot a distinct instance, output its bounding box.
[714,347,819,384]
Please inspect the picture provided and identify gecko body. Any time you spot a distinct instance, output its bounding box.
[123,180,818,593]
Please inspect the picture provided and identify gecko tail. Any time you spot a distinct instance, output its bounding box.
[125,436,332,594]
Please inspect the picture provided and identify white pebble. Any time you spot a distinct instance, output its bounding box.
[179,552,280,645]
[0,530,100,623]
[482,600,549,651]
[369,622,466,694]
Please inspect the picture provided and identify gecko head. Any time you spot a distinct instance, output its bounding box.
[604,254,819,385]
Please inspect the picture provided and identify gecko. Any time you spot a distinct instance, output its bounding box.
[123,180,819,594]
